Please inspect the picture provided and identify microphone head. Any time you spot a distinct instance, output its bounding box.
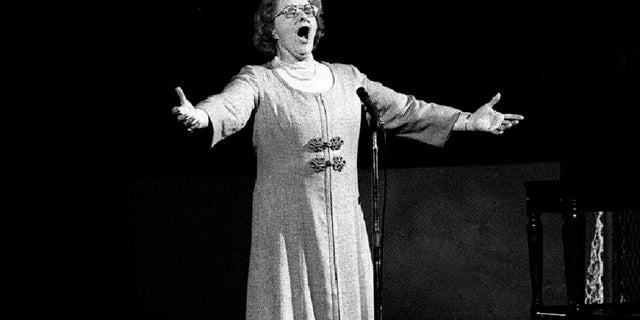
[356,87,366,97]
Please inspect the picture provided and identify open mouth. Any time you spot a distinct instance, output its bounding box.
[296,26,310,41]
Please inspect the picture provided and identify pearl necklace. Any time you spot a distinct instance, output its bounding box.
[274,56,318,81]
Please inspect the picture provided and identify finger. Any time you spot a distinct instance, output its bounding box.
[180,115,196,125]
[187,121,197,133]
[486,92,501,108]
[501,120,514,127]
[184,116,196,125]
[502,119,521,127]
[503,113,524,120]
[176,87,188,105]
[172,106,188,115]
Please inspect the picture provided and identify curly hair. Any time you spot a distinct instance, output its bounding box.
[253,0,325,56]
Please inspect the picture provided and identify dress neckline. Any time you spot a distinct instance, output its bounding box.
[273,56,318,80]
[270,60,336,96]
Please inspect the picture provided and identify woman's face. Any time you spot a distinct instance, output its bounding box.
[272,0,318,62]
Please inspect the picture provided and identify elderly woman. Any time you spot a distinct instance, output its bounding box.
[172,0,524,319]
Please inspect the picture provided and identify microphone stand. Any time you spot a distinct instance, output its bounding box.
[363,102,385,320]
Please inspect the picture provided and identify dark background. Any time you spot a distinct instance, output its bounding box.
[15,0,639,319]
[60,0,639,180]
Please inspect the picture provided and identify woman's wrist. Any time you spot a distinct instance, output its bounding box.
[454,112,472,131]
[464,113,471,131]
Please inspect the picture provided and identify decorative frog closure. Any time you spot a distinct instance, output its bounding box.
[309,156,347,173]
[305,137,344,153]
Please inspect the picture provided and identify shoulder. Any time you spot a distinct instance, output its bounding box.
[321,62,365,81]
[237,63,272,78]
[229,62,275,88]
[322,62,359,74]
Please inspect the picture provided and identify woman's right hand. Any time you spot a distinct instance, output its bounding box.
[172,87,209,132]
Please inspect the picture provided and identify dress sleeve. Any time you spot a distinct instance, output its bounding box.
[195,65,261,148]
[350,65,462,147]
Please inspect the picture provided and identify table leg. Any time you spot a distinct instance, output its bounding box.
[562,197,586,318]
[527,203,544,320]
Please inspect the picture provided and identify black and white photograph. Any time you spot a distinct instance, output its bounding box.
[18,0,640,319]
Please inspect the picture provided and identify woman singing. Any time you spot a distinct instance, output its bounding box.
[172,0,523,319]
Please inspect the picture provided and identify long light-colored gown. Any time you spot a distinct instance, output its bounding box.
[196,60,462,320]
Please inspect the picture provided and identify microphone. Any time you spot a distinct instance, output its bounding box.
[357,87,383,128]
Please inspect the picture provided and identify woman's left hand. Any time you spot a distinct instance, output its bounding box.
[468,93,524,134]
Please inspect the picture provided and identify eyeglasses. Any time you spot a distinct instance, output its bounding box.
[273,4,318,19]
